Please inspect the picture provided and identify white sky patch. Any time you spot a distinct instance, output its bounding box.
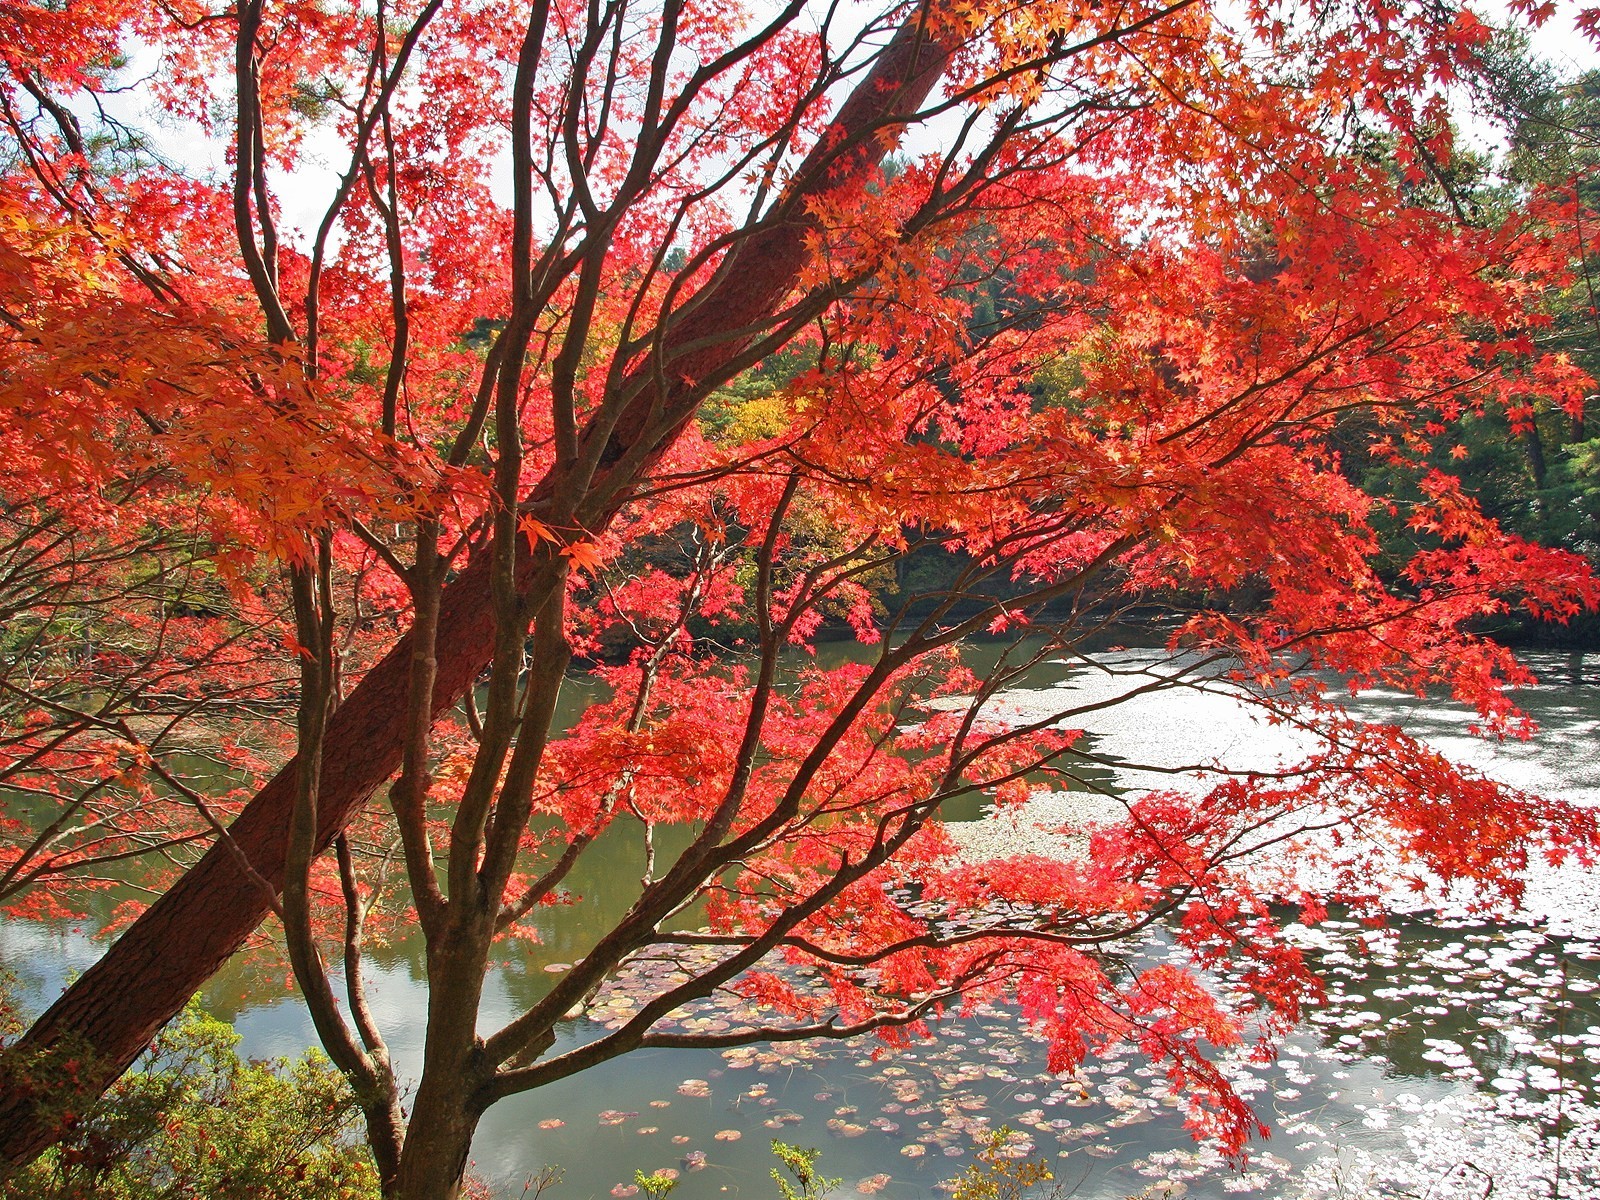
[48,1,1600,258]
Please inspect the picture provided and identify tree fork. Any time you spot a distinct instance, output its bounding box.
[0,11,954,1173]
[0,544,524,1172]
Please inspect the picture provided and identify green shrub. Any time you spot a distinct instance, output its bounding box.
[770,1140,840,1200]
[634,1168,678,1200]
[4,1003,379,1200]
[948,1128,1055,1200]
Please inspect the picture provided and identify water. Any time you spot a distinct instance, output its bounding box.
[4,646,1600,1199]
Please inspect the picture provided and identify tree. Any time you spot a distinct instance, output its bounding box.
[2,0,1599,1197]
[1467,48,1600,587]
[3,1003,381,1200]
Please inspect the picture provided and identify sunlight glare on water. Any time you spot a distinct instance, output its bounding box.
[4,648,1600,1198]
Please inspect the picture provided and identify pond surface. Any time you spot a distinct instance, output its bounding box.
[4,645,1600,1200]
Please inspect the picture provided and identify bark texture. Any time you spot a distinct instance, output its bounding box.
[0,15,952,1175]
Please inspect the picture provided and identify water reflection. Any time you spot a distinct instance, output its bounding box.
[3,647,1599,1198]
[445,912,1600,1200]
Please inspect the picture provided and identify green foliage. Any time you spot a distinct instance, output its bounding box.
[770,1140,840,1200]
[3,1003,378,1200]
[1026,352,1088,414]
[948,1128,1055,1200]
[1470,53,1600,587]
[697,344,822,445]
[634,1169,680,1200]
[1320,56,1600,643]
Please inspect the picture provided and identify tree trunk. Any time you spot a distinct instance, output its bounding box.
[0,546,523,1171]
[390,1096,483,1200]
[1523,419,1549,492]
[389,932,494,1200]
[0,14,952,1174]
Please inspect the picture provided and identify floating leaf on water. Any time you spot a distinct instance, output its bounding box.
[538,1118,565,1130]
[857,1174,892,1194]
[684,1151,707,1172]
[637,1127,659,1135]
[714,1129,742,1142]
[544,962,571,973]
[678,1079,712,1098]
[672,1136,691,1145]
[650,1100,671,1108]
[901,1145,926,1158]
[611,1186,639,1197]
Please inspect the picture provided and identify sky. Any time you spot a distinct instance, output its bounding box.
[91,0,1600,252]
[1523,1,1600,74]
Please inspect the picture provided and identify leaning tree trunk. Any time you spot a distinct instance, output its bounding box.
[0,15,953,1175]
[0,545,523,1170]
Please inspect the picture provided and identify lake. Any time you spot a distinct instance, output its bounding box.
[4,644,1599,1200]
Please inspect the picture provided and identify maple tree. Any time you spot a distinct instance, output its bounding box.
[4,0,1600,1198]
